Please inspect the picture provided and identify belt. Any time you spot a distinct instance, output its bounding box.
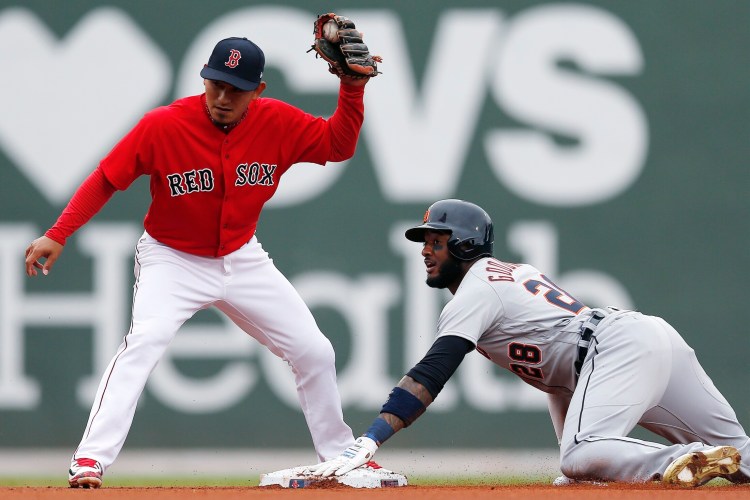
[574,310,606,376]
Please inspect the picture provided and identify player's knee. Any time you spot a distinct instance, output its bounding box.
[559,460,594,481]
[560,438,619,482]
[130,317,178,346]
[559,442,592,480]
[559,459,583,481]
[293,334,336,371]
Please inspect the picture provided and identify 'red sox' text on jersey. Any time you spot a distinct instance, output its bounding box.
[100,88,363,257]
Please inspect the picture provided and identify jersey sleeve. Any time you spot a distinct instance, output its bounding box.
[98,112,156,190]
[283,82,365,165]
[436,278,503,345]
[44,167,116,245]
[547,392,572,444]
[326,83,365,160]
[406,335,476,399]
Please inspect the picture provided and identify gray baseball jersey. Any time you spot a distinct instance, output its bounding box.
[436,257,749,482]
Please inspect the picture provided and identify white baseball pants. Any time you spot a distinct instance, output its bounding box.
[73,232,354,470]
[557,311,749,482]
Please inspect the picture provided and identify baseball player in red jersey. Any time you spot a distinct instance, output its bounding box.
[306,199,749,487]
[24,31,404,488]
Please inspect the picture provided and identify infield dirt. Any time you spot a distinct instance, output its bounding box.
[4,484,750,499]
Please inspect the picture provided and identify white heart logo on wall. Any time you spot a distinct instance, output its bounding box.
[0,7,170,205]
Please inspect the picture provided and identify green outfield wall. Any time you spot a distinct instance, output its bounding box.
[0,0,748,452]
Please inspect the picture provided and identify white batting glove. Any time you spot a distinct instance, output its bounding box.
[308,436,379,477]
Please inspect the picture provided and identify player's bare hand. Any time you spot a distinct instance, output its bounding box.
[25,236,63,277]
[306,436,378,477]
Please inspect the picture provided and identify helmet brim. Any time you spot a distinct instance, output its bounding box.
[404,223,452,242]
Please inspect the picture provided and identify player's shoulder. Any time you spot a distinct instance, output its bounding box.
[143,95,201,123]
[253,97,306,117]
[454,259,506,299]
[466,258,536,285]
[457,259,541,306]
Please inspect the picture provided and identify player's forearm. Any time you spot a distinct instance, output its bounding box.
[363,376,432,445]
[377,376,434,432]
[326,83,365,161]
[396,375,435,406]
[361,338,473,446]
[45,168,116,245]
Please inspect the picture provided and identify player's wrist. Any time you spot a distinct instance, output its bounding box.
[339,80,367,93]
[363,418,393,446]
[339,76,368,88]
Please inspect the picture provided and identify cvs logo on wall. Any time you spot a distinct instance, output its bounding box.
[0,4,646,209]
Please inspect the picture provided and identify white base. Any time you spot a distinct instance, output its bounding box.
[259,464,408,489]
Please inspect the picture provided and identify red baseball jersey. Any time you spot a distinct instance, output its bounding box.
[99,85,365,256]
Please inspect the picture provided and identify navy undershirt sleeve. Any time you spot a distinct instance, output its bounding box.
[406,335,476,399]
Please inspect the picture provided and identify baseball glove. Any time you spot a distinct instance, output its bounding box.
[309,13,381,78]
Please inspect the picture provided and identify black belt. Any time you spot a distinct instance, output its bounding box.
[574,310,606,376]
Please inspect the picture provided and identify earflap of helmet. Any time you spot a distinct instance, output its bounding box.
[448,231,493,261]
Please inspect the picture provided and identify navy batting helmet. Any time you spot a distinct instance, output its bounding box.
[405,199,494,261]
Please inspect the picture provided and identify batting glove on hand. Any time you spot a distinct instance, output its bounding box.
[308,436,379,477]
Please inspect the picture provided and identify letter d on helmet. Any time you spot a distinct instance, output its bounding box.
[405,199,494,261]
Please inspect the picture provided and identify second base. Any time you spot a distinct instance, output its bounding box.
[259,463,408,488]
